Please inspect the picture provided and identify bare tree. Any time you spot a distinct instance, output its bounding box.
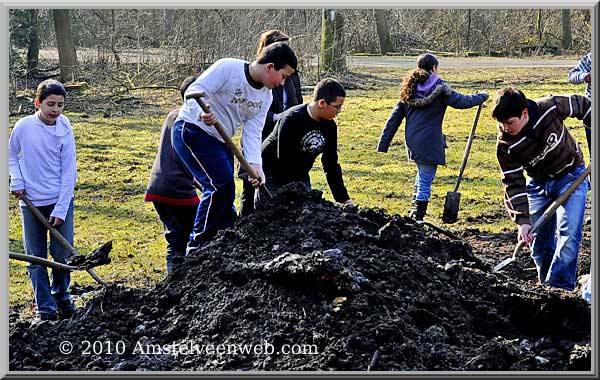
[465,9,472,51]
[536,9,543,43]
[8,8,592,93]
[321,9,346,74]
[26,9,40,76]
[374,9,393,55]
[562,9,572,50]
[52,9,78,82]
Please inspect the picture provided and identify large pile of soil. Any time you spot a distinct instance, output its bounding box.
[9,184,591,371]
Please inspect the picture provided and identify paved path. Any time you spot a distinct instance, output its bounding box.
[347,55,579,68]
[38,48,579,69]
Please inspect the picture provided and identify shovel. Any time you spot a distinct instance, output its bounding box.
[442,102,483,224]
[185,92,272,200]
[494,165,591,272]
[19,196,110,286]
[416,220,462,241]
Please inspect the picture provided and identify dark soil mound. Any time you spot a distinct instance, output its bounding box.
[9,183,591,371]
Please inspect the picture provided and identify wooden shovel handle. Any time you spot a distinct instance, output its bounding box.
[454,102,483,193]
[21,196,107,286]
[9,251,75,272]
[186,92,272,199]
[22,196,76,255]
[185,92,259,180]
[511,164,591,260]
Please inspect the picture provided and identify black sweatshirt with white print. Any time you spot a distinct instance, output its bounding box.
[261,103,350,203]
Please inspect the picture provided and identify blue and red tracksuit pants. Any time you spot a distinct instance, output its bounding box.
[172,120,237,254]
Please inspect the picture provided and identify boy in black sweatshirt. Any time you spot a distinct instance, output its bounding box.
[261,78,354,206]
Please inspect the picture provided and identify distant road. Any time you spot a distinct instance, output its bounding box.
[347,55,580,68]
[36,48,579,69]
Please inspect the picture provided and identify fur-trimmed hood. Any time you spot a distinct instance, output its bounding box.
[406,82,452,108]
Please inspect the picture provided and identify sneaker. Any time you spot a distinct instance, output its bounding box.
[57,300,77,319]
[186,240,206,256]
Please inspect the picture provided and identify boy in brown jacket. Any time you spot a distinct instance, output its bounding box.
[492,87,591,291]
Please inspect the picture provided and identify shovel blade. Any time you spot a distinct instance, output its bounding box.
[493,257,514,272]
[442,191,461,224]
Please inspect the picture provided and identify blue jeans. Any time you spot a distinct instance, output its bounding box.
[152,202,198,274]
[172,120,237,254]
[20,199,74,317]
[414,163,437,201]
[527,165,588,291]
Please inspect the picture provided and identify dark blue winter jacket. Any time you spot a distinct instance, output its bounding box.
[377,81,487,165]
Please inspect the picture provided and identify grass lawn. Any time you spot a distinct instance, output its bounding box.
[8,64,590,308]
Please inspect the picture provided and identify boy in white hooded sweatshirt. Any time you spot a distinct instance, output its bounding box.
[9,79,78,322]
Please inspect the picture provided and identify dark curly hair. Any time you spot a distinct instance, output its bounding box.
[399,53,439,102]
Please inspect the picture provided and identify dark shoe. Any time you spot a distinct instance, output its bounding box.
[33,313,58,324]
[57,300,77,319]
[409,200,429,221]
[585,216,591,225]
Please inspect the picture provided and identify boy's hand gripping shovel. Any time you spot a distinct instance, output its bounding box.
[185,92,272,200]
[442,102,483,224]
[493,165,591,272]
[15,196,110,286]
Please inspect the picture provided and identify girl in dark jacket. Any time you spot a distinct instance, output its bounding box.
[240,30,304,215]
[377,53,488,220]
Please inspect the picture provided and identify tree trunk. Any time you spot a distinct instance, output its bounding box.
[561,9,572,50]
[52,9,78,82]
[465,9,472,51]
[110,10,121,68]
[26,9,40,76]
[321,9,346,74]
[536,9,543,43]
[163,9,175,45]
[374,9,393,55]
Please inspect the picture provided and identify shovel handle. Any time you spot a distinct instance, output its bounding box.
[418,221,462,240]
[20,196,107,286]
[186,92,272,200]
[22,196,76,256]
[9,251,75,272]
[511,164,591,261]
[454,102,483,193]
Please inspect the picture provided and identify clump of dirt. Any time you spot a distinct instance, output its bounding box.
[9,183,591,371]
[68,241,113,270]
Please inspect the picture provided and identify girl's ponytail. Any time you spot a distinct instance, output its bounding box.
[399,69,431,102]
[399,53,439,102]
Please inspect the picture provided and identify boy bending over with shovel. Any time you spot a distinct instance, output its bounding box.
[172,42,298,255]
[492,87,591,291]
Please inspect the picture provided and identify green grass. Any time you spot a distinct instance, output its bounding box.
[8,65,590,308]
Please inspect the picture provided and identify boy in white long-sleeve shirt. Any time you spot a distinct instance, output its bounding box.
[9,79,78,322]
[172,42,297,255]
